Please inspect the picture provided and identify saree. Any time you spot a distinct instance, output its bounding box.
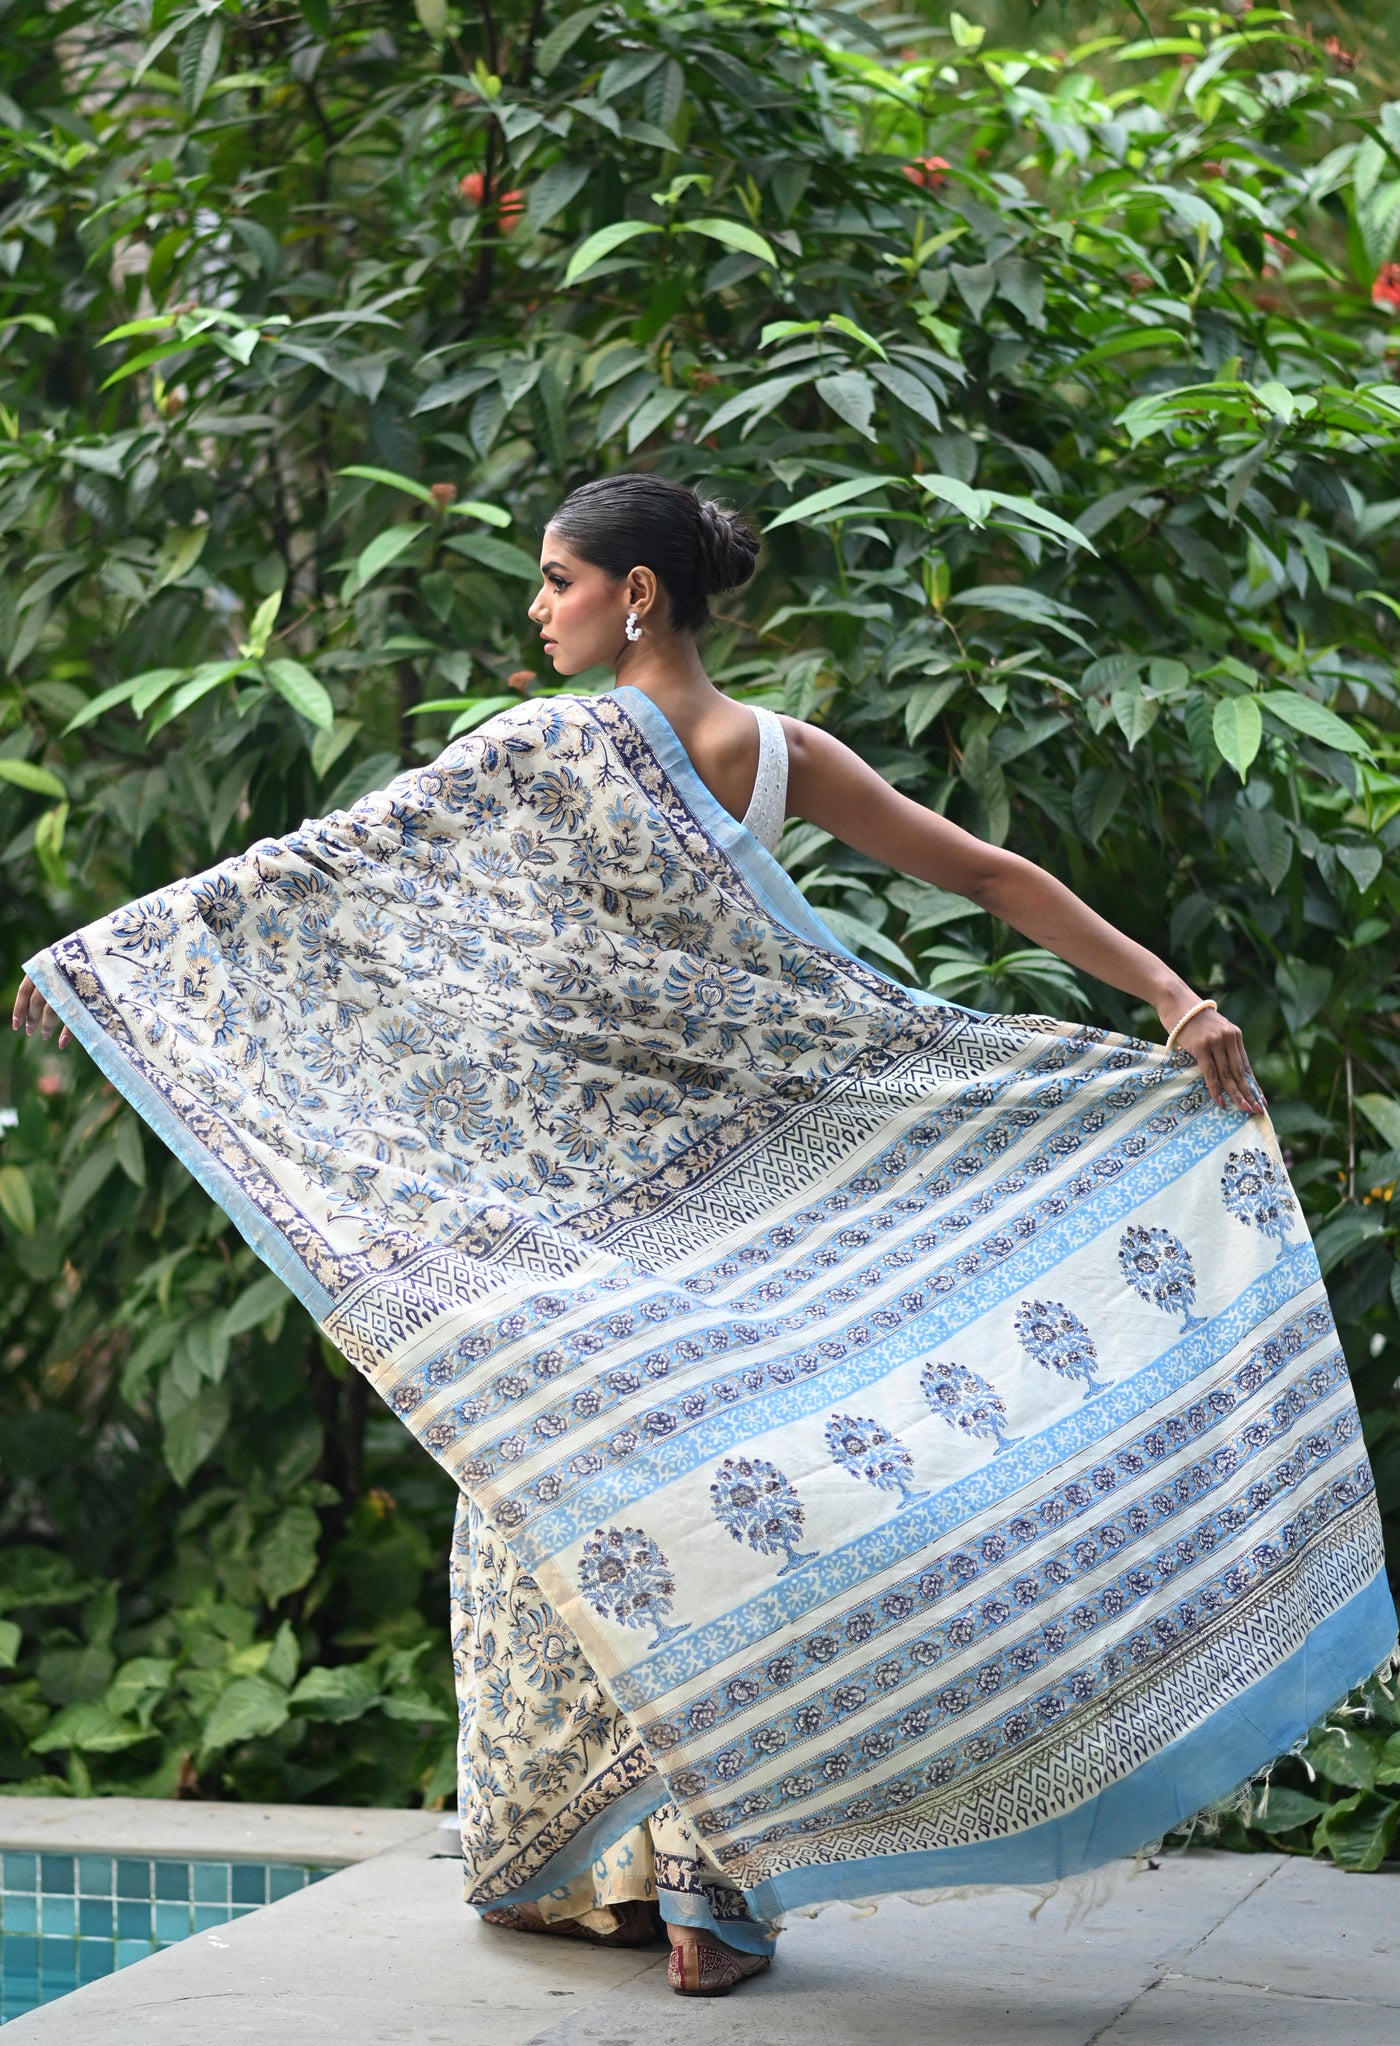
[26,684,1395,1924]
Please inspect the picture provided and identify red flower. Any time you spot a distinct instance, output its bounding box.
[458,173,523,232]
[1373,263,1400,310]
[1126,271,1152,296]
[36,1073,63,1097]
[1324,35,1357,72]
[904,155,949,191]
[429,482,457,509]
[1199,161,1225,179]
[507,670,535,694]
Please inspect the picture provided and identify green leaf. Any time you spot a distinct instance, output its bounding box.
[442,534,541,581]
[0,759,65,799]
[815,370,876,440]
[1275,958,1333,1037]
[30,1701,149,1756]
[916,473,993,525]
[535,3,608,75]
[446,500,512,528]
[563,220,661,287]
[223,1272,293,1339]
[290,1663,381,1723]
[1240,806,1293,892]
[1357,1095,1400,1152]
[1314,1791,1400,1873]
[255,1503,322,1604]
[64,670,182,733]
[158,1375,231,1487]
[679,218,777,265]
[806,904,914,978]
[0,1165,36,1237]
[765,477,893,533]
[200,1675,290,1754]
[1261,690,1372,758]
[0,1618,19,1670]
[1312,1207,1389,1276]
[240,588,283,660]
[353,524,424,591]
[1252,1784,1331,1833]
[1212,695,1262,781]
[337,465,438,505]
[264,658,335,731]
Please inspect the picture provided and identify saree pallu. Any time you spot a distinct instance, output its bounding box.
[28,685,1395,1922]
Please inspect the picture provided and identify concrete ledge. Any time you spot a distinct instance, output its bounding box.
[0,1793,441,1865]
[2,1830,1396,2044]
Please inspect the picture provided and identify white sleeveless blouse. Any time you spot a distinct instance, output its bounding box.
[739,704,788,853]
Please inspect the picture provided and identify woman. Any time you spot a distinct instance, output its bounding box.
[16,475,1394,2001]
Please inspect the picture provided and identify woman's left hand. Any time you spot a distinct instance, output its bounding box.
[1170,1004,1265,1116]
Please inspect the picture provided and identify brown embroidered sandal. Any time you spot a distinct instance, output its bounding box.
[480,1899,659,1948]
[666,1934,772,1997]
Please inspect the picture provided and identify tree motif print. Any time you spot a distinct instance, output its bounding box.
[824,1413,927,1505]
[920,1358,1018,1452]
[1220,1148,1297,1259]
[577,1525,688,1651]
[1117,1225,1206,1330]
[709,1456,817,1575]
[1013,1299,1108,1398]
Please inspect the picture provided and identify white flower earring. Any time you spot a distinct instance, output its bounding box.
[624,610,643,642]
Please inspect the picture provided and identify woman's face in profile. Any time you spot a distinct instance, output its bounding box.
[528,528,633,675]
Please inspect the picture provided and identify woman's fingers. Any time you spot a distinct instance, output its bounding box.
[10,976,71,1050]
[1177,1013,1265,1115]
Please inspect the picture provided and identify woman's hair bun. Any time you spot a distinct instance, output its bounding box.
[695,497,760,599]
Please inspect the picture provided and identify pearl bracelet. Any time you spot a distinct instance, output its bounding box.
[1164,997,1218,1052]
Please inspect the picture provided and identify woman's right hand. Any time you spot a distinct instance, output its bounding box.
[12,975,71,1051]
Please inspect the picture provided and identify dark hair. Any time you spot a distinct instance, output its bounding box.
[547,473,758,634]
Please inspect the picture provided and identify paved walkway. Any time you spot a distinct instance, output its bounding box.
[5,1817,1396,2043]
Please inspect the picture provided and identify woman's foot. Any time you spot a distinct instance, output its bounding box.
[481,1899,659,1947]
[666,1931,771,1998]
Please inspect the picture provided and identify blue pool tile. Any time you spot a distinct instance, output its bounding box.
[115,1937,152,1969]
[231,1865,265,1906]
[4,1935,38,1974]
[39,1896,75,1937]
[2,1851,37,1892]
[78,1897,113,1939]
[192,1903,228,1933]
[76,1854,113,1896]
[192,1862,229,1905]
[39,1931,76,1967]
[1,1893,37,1935]
[230,1903,259,1917]
[154,1860,190,1902]
[116,1898,152,1941]
[77,1939,114,1985]
[266,1864,304,1902]
[115,1857,151,1899]
[153,1901,192,1944]
[39,1855,74,1895]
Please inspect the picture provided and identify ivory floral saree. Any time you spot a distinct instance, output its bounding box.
[27,685,1395,1920]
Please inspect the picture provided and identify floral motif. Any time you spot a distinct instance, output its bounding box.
[709,1456,817,1575]
[578,1525,688,1650]
[824,1414,927,1505]
[1118,1225,1206,1329]
[1220,1148,1297,1258]
[920,1358,1018,1451]
[1013,1299,1107,1397]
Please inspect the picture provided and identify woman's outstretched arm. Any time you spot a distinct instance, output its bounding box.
[784,719,1264,1116]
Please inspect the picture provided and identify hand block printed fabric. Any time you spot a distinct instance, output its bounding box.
[27,685,1396,1919]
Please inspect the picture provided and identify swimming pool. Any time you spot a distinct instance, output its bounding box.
[0,1847,333,2024]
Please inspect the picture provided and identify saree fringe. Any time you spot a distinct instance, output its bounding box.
[26,688,1395,1918]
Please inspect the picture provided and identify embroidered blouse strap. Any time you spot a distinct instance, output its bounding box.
[740,706,789,853]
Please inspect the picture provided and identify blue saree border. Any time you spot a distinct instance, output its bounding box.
[606,684,967,1010]
[742,1566,1397,1918]
[22,949,334,1323]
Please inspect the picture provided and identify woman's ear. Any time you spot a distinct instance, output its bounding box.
[626,565,662,625]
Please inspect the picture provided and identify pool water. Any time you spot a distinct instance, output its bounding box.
[0,1848,334,2024]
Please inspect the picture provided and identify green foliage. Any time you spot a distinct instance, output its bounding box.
[0,0,1398,1853]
